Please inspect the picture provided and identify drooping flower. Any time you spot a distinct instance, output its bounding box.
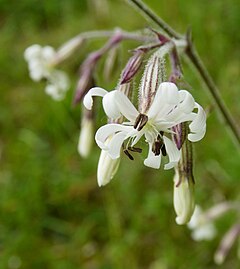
[24,44,69,100]
[83,82,206,169]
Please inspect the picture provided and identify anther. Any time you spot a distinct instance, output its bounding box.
[128,147,142,153]
[134,113,148,131]
[161,144,167,156]
[123,149,134,160]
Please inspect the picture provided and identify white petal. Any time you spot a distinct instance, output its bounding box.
[144,143,161,169]
[107,132,127,159]
[178,90,195,113]
[102,91,121,119]
[24,44,42,61]
[189,103,206,132]
[114,91,139,121]
[45,84,63,101]
[160,82,179,104]
[148,82,179,119]
[188,126,206,142]
[188,103,206,142]
[163,136,180,169]
[95,124,132,149]
[83,87,108,110]
[42,46,56,60]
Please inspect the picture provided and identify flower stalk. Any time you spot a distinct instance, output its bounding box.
[126,0,240,146]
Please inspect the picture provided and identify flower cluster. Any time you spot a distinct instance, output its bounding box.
[24,44,69,100]
[84,82,206,170]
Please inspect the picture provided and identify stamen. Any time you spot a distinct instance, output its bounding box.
[123,149,134,160]
[134,113,148,131]
[128,147,142,153]
[161,144,167,156]
[152,135,163,156]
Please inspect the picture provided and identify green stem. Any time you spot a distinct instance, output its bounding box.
[127,0,240,146]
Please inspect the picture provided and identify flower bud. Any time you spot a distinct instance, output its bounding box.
[173,135,195,225]
[120,49,145,84]
[104,45,120,82]
[78,109,94,158]
[55,36,84,64]
[97,146,120,187]
[73,68,95,105]
[173,169,195,225]
[139,44,174,113]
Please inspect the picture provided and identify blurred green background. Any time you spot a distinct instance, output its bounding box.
[0,0,240,268]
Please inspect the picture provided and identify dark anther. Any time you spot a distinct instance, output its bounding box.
[153,140,163,156]
[161,144,167,156]
[134,113,148,131]
[128,147,142,153]
[123,149,134,160]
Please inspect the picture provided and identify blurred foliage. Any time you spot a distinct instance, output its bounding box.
[0,0,239,268]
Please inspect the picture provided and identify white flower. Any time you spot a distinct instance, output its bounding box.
[24,44,69,100]
[188,205,216,241]
[173,170,195,225]
[83,82,206,169]
[97,138,121,187]
[45,71,69,101]
[78,117,94,158]
[24,44,56,81]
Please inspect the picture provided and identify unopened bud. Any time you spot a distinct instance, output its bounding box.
[55,36,84,64]
[74,68,95,105]
[97,139,121,187]
[173,135,195,225]
[104,45,120,82]
[139,44,174,113]
[173,169,195,225]
[120,49,145,84]
[78,109,94,158]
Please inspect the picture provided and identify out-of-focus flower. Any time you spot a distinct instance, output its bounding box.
[188,205,216,241]
[83,82,206,169]
[24,44,69,100]
[45,70,69,101]
[24,44,56,81]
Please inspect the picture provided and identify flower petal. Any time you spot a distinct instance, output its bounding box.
[144,143,161,169]
[148,82,179,119]
[102,91,122,119]
[83,87,108,110]
[114,91,139,121]
[161,82,179,104]
[163,136,180,169]
[178,90,195,113]
[188,103,206,142]
[95,124,132,149]
[188,127,206,142]
[189,103,206,132]
[107,132,128,159]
